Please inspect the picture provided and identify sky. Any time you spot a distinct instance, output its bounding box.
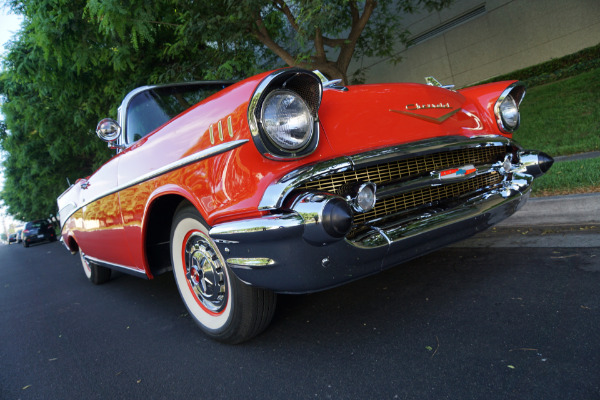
[0,7,22,52]
[0,7,24,228]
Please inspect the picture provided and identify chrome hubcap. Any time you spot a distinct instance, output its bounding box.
[184,232,227,312]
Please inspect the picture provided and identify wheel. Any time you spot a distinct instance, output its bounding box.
[23,241,29,248]
[171,204,276,344]
[79,248,111,284]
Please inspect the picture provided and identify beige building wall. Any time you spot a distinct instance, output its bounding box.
[356,0,600,87]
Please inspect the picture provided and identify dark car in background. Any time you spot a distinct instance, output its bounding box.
[22,220,56,247]
[8,233,18,244]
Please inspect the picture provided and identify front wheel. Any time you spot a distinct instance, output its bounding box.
[171,205,276,344]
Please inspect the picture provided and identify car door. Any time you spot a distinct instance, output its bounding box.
[76,155,137,269]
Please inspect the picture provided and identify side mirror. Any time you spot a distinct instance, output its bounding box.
[96,118,122,149]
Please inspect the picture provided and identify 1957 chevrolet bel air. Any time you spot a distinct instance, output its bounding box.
[57,68,553,343]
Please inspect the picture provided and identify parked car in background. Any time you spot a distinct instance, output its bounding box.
[22,220,57,247]
[8,233,18,244]
[58,68,553,343]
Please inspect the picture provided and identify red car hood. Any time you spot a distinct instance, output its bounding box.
[318,83,490,155]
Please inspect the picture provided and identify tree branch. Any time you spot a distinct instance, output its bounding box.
[336,0,376,73]
[349,0,360,24]
[321,37,346,48]
[314,27,326,62]
[252,13,297,66]
[272,0,300,33]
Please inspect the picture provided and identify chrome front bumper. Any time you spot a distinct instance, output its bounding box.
[209,137,552,294]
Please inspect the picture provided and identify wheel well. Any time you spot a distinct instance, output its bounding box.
[66,236,79,254]
[144,195,192,277]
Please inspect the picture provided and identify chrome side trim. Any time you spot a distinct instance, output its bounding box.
[210,213,304,237]
[226,258,275,268]
[60,140,248,229]
[119,140,248,195]
[259,135,513,210]
[85,255,148,279]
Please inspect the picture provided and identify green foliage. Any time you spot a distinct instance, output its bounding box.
[517,67,600,156]
[531,157,600,197]
[1,0,453,220]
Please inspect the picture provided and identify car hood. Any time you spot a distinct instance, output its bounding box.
[318,83,489,155]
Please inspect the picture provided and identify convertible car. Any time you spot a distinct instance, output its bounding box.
[57,68,553,343]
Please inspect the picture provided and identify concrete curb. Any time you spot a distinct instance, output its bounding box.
[498,192,600,227]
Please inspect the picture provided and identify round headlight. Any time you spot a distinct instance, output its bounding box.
[499,94,520,131]
[260,89,314,151]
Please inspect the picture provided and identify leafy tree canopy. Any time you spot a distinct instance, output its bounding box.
[1,0,451,221]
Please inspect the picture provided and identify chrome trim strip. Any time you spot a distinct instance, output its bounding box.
[124,140,248,191]
[226,258,275,267]
[349,135,509,168]
[85,255,148,279]
[60,140,248,229]
[210,213,304,237]
[227,116,234,138]
[259,135,513,210]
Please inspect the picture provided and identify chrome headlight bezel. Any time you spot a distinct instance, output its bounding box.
[260,89,314,152]
[494,83,526,133]
[248,69,322,160]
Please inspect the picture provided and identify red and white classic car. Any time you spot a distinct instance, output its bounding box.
[57,68,553,343]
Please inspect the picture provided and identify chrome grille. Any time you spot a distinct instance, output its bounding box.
[298,146,506,193]
[296,145,507,227]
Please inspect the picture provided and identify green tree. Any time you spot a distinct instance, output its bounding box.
[1,0,452,220]
[86,0,453,84]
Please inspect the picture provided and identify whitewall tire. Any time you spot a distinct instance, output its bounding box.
[171,204,276,344]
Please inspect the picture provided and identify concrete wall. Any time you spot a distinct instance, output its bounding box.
[357,0,600,87]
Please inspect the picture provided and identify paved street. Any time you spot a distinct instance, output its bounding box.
[1,230,599,399]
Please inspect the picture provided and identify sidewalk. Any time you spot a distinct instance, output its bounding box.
[498,192,600,227]
[452,193,600,248]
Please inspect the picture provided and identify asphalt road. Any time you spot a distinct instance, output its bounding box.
[1,231,599,400]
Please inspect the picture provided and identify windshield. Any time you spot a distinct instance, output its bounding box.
[125,83,232,144]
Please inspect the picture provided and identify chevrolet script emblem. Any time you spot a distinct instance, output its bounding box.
[390,102,461,124]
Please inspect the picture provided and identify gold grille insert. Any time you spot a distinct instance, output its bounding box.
[294,145,508,226]
[298,145,506,193]
[353,172,503,224]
